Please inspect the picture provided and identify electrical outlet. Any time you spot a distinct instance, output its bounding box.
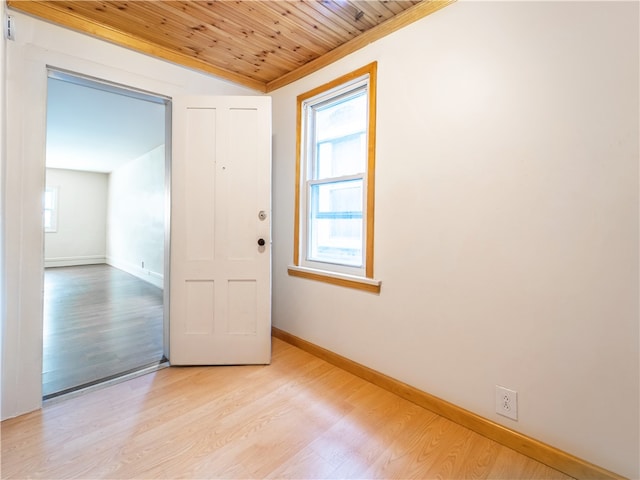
[495,385,518,420]
[5,15,15,41]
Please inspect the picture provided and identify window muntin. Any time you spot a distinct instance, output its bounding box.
[291,62,378,290]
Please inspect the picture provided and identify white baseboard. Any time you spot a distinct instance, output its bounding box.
[45,256,106,268]
[106,256,164,289]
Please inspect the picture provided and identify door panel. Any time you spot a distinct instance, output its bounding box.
[170,96,271,365]
[185,280,215,335]
[227,280,257,334]
[184,108,217,262]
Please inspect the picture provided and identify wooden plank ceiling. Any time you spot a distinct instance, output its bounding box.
[7,0,453,92]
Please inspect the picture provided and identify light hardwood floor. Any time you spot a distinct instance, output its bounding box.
[43,264,165,398]
[2,338,572,479]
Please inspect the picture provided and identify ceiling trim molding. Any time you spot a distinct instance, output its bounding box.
[265,0,455,92]
[6,0,268,92]
[7,0,455,94]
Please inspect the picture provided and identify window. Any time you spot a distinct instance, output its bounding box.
[44,186,58,232]
[288,62,380,293]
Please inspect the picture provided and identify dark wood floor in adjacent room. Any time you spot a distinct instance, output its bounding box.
[3,338,573,479]
[42,264,164,397]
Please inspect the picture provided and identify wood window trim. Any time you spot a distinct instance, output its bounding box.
[289,62,380,294]
[287,265,381,293]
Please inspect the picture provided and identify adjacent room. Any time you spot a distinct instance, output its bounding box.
[43,74,167,397]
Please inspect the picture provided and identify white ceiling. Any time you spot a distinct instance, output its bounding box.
[46,77,166,173]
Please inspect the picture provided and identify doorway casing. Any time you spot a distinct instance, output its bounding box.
[2,43,180,418]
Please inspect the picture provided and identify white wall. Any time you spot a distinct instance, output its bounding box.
[271,2,639,478]
[1,10,257,420]
[107,144,165,288]
[44,168,108,266]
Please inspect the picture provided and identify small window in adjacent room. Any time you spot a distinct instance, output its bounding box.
[288,62,381,293]
[44,186,58,233]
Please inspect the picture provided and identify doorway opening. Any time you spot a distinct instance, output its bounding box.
[43,69,171,399]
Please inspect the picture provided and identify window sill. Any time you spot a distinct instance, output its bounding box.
[287,265,381,294]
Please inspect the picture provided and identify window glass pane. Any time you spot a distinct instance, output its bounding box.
[308,179,363,266]
[44,187,58,232]
[44,190,54,209]
[313,90,367,179]
[316,133,366,179]
[43,210,52,230]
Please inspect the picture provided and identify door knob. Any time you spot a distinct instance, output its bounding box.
[257,238,266,246]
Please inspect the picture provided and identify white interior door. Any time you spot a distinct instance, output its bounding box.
[170,96,271,365]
